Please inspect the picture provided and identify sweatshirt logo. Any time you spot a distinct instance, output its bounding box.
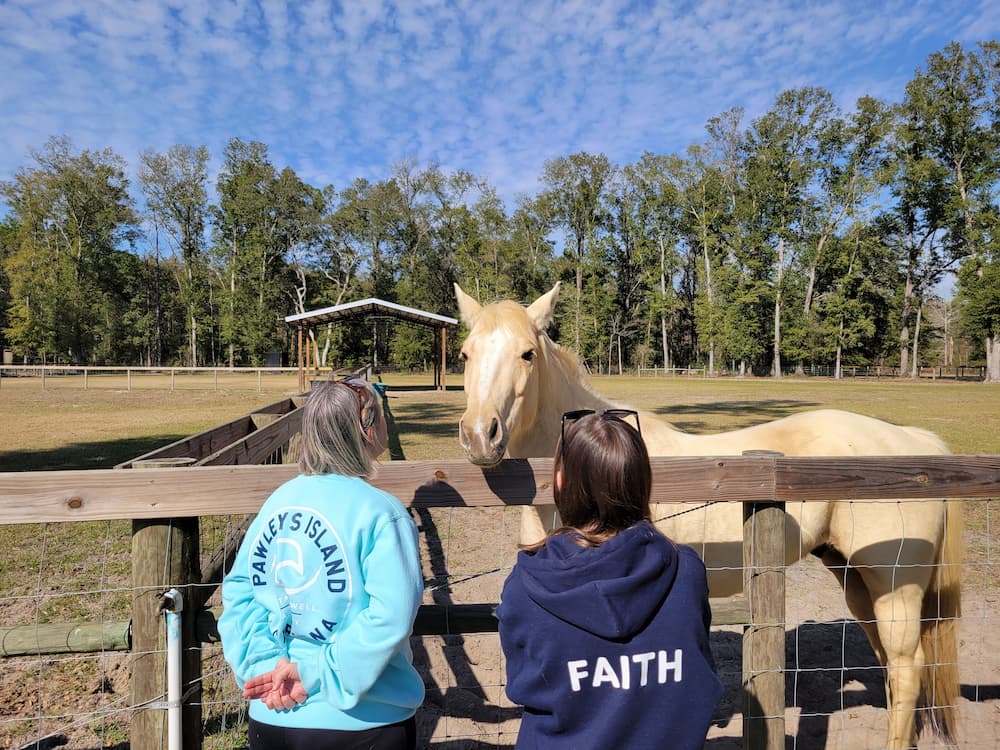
[247,506,352,642]
[273,538,323,594]
[566,649,683,692]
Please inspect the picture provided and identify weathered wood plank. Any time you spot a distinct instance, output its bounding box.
[743,500,786,750]
[0,593,749,656]
[115,396,303,468]
[0,620,131,655]
[772,455,1000,500]
[115,416,255,468]
[0,456,998,525]
[199,408,303,466]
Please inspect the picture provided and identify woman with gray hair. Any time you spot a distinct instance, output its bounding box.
[220,378,423,750]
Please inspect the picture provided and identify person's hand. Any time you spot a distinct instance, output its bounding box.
[243,658,308,710]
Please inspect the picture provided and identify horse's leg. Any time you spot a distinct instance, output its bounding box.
[519,504,557,546]
[815,544,885,665]
[859,571,929,750]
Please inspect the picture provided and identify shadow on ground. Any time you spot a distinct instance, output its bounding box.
[655,399,822,433]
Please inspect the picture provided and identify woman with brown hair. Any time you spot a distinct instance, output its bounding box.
[497,409,722,749]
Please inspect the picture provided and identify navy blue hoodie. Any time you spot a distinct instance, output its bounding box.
[497,521,722,750]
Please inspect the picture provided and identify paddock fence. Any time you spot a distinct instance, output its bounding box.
[637,367,708,378]
[635,364,988,380]
[0,365,382,393]
[0,400,997,749]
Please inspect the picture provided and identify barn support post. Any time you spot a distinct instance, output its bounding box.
[741,451,786,750]
[297,326,305,393]
[131,458,202,750]
[439,326,447,390]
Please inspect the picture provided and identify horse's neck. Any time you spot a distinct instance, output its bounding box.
[507,338,617,458]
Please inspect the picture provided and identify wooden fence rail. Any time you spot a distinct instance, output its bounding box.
[2,454,998,524]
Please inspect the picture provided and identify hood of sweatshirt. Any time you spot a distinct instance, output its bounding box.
[514,521,678,640]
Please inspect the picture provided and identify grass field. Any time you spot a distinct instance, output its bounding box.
[2,372,998,470]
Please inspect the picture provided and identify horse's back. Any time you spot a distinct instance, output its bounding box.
[643,408,949,458]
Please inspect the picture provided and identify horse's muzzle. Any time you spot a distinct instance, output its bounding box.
[458,414,508,467]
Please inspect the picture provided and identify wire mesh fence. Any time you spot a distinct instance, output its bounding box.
[0,499,996,749]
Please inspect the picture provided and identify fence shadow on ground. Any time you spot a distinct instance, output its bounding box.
[712,620,884,748]
[382,391,521,749]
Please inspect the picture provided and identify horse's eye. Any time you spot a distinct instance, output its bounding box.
[459,351,468,362]
[521,350,535,362]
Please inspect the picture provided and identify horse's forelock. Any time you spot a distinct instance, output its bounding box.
[471,300,537,339]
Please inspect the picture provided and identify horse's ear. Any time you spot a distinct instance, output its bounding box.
[526,282,560,330]
[454,283,482,325]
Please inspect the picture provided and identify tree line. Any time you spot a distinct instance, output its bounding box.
[1,41,998,380]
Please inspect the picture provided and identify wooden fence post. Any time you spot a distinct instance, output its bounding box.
[742,450,786,750]
[131,458,202,750]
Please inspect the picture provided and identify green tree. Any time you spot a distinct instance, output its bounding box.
[895,41,999,376]
[0,220,14,356]
[791,96,893,372]
[540,152,615,352]
[507,194,556,302]
[212,138,293,366]
[818,225,895,377]
[670,139,735,373]
[744,87,838,377]
[138,144,212,366]
[1,136,139,363]
[618,154,683,370]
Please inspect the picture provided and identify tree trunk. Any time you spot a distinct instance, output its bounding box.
[910,302,922,378]
[190,312,198,368]
[659,235,670,371]
[701,227,716,376]
[575,236,584,353]
[229,237,237,369]
[661,314,670,371]
[772,295,782,378]
[798,232,829,376]
[899,251,915,377]
[772,237,784,379]
[986,334,1000,382]
[834,318,844,380]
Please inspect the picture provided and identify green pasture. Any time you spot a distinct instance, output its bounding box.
[1,372,998,471]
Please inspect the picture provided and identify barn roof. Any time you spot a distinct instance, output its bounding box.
[285,298,458,329]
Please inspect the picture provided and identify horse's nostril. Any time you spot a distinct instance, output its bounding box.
[488,418,499,442]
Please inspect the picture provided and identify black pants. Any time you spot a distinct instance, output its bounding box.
[248,716,416,750]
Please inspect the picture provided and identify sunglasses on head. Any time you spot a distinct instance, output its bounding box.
[338,378,376,428]
[560,408,641,455]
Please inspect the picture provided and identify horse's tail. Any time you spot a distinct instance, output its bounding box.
[918,499,963,744]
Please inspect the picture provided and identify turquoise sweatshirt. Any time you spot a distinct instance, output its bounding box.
[220,473,424,730]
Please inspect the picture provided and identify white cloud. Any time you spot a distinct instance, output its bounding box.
[0,0,995,212]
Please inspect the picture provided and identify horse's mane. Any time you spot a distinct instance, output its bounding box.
[538,332,615,408]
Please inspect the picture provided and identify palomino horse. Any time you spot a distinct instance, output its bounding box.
[455,282,961,750]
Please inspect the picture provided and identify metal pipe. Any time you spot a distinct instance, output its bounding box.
[159,588,184,750]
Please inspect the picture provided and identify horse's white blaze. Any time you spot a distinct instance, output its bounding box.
[453,282,963,750]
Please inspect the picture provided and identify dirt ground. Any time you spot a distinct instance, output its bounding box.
[410,505,1000,750]
[0,506,996,749]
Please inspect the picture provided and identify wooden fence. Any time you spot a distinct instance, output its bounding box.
[0,397,998,749]
[0,365,302,391]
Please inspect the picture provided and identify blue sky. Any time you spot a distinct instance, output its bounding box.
[1,0,998,209]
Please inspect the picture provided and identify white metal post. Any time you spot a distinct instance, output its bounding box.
[160,588,184,750]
